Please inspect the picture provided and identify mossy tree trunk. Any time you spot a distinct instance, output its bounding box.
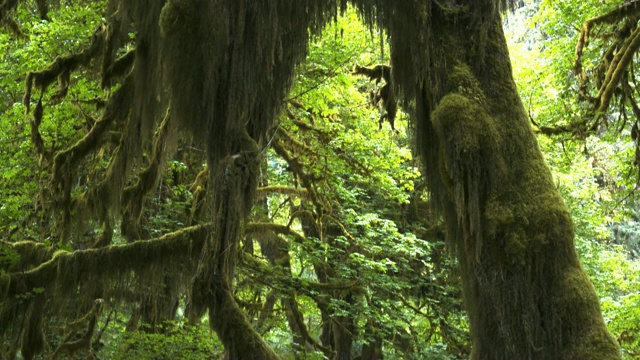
[188,130,280,360]
[382,2,621,359]
[158,0,333,357]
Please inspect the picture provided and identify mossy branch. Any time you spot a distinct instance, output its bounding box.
[531,118,590,138]
[1,223,210,302]
[284,296,334,358]
[575,0,640,76]
[48,76,133,239]
[52,77,131,190]
[24,24,109,112]
[102,49,135,89]
[121,108,173,241]
[1,240,55,273]
[574,0,640,122]
[188,166,209,224]
[245,222,307,244]
[323,214,357,243]
[29,98,47,164]
[595,26,640,114]
[272,139,325,216]
[277,127,318,156]
[285,102,373,174]
[352,63,398,130]
[255,185,308,200]
[0,0,28,38]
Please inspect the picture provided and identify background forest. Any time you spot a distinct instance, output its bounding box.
[1,0,639,359]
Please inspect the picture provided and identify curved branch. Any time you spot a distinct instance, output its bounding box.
[121,108,174,241]
[255,185,308,200]
[51,298,104,359]
[241,252,359,296]
[283,296,334,358]
[596,26,640,114]
[575,0,640,78]
[272,139,326,216]
[24,23,109,111]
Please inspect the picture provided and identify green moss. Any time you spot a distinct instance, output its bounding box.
[443,64,485,102]
[558,269,599,318]
[21,301,45,360]
[5,241,54,273]
[430,89,504,263]
[555,268,620,359]
[158,1,181,37]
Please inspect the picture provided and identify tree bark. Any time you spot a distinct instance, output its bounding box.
[383,2,621,359]
[189,132,280,360]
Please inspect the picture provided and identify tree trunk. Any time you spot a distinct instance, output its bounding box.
[332,292,357,360]
[384,2,621,359]
[188,131,280,360]
[360,320,384,360]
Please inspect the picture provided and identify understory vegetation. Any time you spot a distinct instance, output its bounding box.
[1,0,639,359]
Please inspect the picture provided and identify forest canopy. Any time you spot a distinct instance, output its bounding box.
[1,0,640,359]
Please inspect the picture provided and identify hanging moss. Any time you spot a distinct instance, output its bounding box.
[20,298,45,360]
[189,130,261,333]
[0,224,210,347]
[23,23,111,112]
[352,64,398,130]
[159,0,320,168]
[255,186,308,200]
[159,1,344,356]
[50,299,103,359]
[187,166,209,225]
[50,0,171,243]
[121,108,176,242]
[101,49,135,88]
[430,90,504,264]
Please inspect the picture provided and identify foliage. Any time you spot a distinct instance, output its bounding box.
[0,0,639,359]
[101,321,223,360]
[0,2,106,241]
[235,11,468,358]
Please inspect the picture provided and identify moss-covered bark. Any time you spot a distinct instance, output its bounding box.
[378,2,621,358]
[188,130,279,359]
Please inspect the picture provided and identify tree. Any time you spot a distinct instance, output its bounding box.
[0,0,621,359]
[508,1,640,356]
[360,1,619,358]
